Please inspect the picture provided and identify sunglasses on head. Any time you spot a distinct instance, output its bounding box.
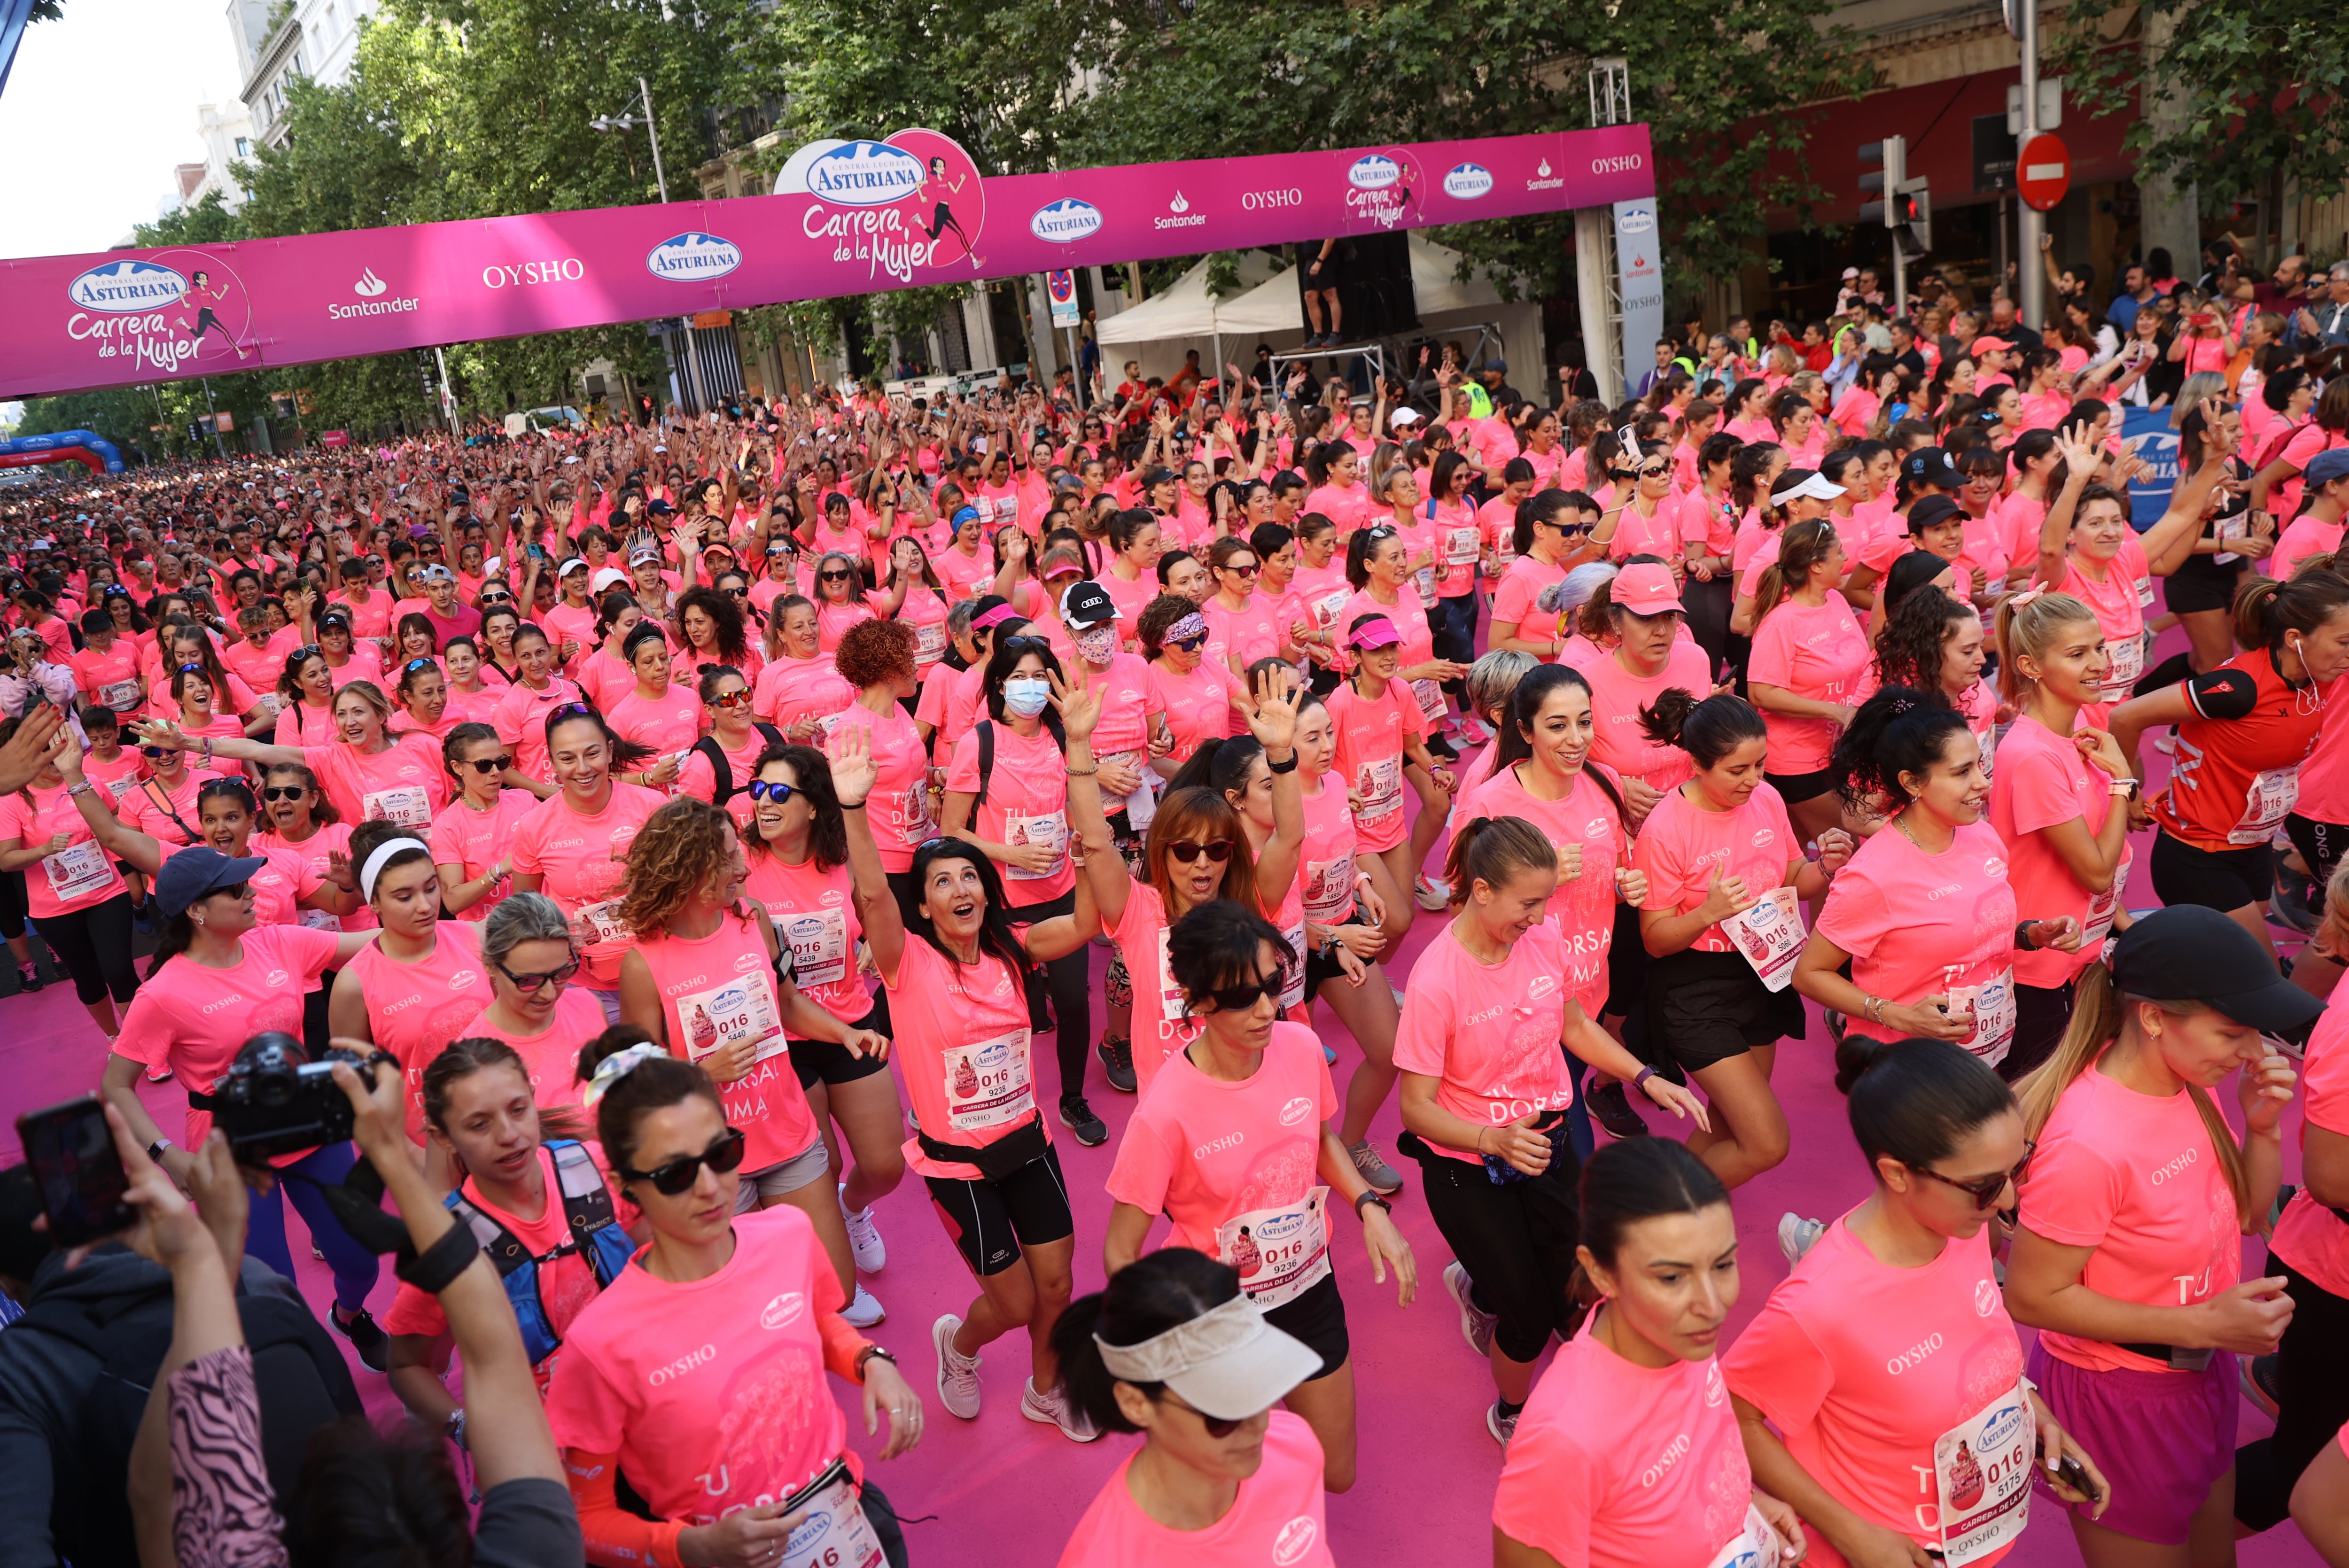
[494,953,580,994]
[1165,838,1233,864]
[463,753,513,775]
[548,700,596,722]
[1909,1141,2036,1210]
[621,1127,749,1196]
[744,778,799,803]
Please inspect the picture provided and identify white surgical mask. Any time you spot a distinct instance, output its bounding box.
[1003,676,1051,717]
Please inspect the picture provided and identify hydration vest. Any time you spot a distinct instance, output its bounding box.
[443,1139,637,1366]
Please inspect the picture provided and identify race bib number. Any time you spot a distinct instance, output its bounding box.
[1216,1188,1331,1310]
[362,784,433,829]
[2230,765,2301,846]
[675,969,786,1066]
[40,839,111,901]
[1933,1381,2035,1567]
[889,778,936,849]
[2134,575,2155,609]
[1410,677,1447,726]
[941,1028,1034,1132]
[1356,755,1404,823]
[1444,525,1480,565]
[1314,590,1349,631]
[776,906,850,989]
[571,898,632,947]
[1414,565,1438,601]
[2083,846,2131,944]
[780,1458,887,1568]
[1722,886,1805,991]
[1945,966,2017,1069]
[1303,856,1358,927]
[913,621,949,665]
[97,679,140,711]
[1278,919,1307,1010]
[297,908,344,932]
[1003,810,1067,881]
[1705,1504,1789,1568]
[2100,633,2144,698]
[2213,513,2248,567]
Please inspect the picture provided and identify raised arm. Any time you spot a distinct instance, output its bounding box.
[1050,668,1136,932]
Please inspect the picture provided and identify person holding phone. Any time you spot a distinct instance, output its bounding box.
[2007,906,2317,1562]
[1397,815,1708,1446]
[1728,1037,2107,1568]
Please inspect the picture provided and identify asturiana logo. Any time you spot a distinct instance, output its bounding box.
[1348,154,1401,191]
[1443,163,1494,200]
[68,260,187,313]
[1619,206,1657,236]
[646,232,743,282]
[1030,199,1104,242]
[807,140,926,206]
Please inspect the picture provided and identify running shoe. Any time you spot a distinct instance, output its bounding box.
[2154,729,2178,756]
[1022,1377,1104,1442]
[15,964,40,994]
[1778,1212,1827,1265]
[1454,714,1496,746]
[933,1313,983,1419]
[840,1184,887,1273]
[1097,1036,1137,1094]
[1444,1260,1498,1359]
[331,1305,389,1373]
[1415,874,1450,913]
[1348,1138,1404,1196]
[843,1284,886,1328]
[1824,1008,1848,1045]
[1486,1400,1519,1450]
[1059,1093,1109,1148]
[2242,1352,2282,1420]
[1589,1079,1650,1138]
[1427,735,1460,762]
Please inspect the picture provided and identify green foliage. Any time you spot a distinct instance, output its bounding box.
[132,191,252,249]
[2051,0,2349,215]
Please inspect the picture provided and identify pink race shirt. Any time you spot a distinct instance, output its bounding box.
[1498,1326,1755,1568]
[1723,1218,2027,1568]
[113,925,341,1145]
[633,912,820,1172]
[884,937,1046,1180]
[605,683,705,758]
[0,782,128,918]
[1565,641,1717,793]
[824,701,936,872]
[1150,659,1238,765]
[302,732,450,830]
[339,922,494,1139]
[1392,921,1576,1162]
[452,989,601,1110]
[1057,1411,1333,1568]
[753,655,855,734]
[1986,716,2129,989]
[2271,994,2349,1298]
[742,853,871,1026]
[1631,782,1797,954]
[2017,1065,2245,1374]
[945,721,1073,910]
[1746,596,1871,774]
[1108,884,1209,1092]
[427,791,537,921]
[1491,555,1567,645]
[1457,764,1628,1015]
[1815,820,2018,1056]
[491,676,585,784]
[509,783,667,986]
[1325,675,1424,854]
[1106,1020,1338,1263]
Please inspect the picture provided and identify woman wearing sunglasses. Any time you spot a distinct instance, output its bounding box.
[1138,594,1238,781]
[449,889,605,1102]
[810,549,879,653]
[1200,537,1278,684]
[940,630,1104,1143]
[674,665,780,825]
[252,760,363,931]
[98,841,388,1364]
[2005,907,2312,1563]
[1398,815,1707,1447]
[0,714,141,1039]
[1488,489,1593,661]
[544,1034,923,1568]
[1729,1037,2107,1568]
[616,794,889,1326]
[1099,895,1413,1493]
[328,821,496,1141]
[431,722,532,917]
[605,622,702,764]
[136,680,449,833]
[491,624,584,796]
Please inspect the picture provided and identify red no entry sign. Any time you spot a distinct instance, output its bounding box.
[2018,133,2070,211]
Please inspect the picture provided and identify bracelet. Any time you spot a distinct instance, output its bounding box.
[2109,779,2135,796]
[838,797,868,809]
[1265,750,1298,774]
[854,1343,897,1381]
[64,780,94,797]
[1633,1064,1658,1090]
[1065,766,1098,776]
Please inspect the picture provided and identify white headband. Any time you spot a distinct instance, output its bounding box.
[582,1042,665,1108]
[358,837,432,901]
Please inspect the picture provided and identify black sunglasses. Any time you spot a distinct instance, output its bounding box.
[1909,1141,2036,1210]
[744,778,799,803]
[1159,1389,1244,1439]
[261,785,310,802]
[463,754,513,775]
[820,569,854,581]
[140,745,174,760]
[494,953,580,994]
[1166,839,1233,865]
[1202,978,1277,1013]
[1169,633,1209,652]
[621,1128,749,1196]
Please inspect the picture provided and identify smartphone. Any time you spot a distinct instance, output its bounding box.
[16,1094,135,1250]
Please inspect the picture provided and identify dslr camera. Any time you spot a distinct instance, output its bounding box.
[190,1032,396,1162]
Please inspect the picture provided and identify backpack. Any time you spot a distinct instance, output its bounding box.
[14,1269,362,1568]
[689,723,783,806]
[445,1139,638,1367]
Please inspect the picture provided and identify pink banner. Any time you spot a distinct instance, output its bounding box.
[0,124,1653,401]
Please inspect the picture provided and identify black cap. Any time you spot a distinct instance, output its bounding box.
[2109,906,2325,1039]
[1906,495,1965,534]
[1902,448,1965,489]
[1061,579,1118,629]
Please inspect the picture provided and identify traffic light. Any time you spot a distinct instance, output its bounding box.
[1896,184,1933,259]
[1858,136,1906,227]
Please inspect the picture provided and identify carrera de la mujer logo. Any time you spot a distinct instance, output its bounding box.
[774,129,988,285]
[64,249,256,375]
[1345,148,1423,229]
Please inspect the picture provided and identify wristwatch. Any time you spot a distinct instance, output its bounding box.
[855,1344,898,1381]
[147,1137,174,1163]
[1353,1189,1392,1219]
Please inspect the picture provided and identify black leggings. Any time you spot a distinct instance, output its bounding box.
[0,870,24,943]
[1011,890,1092,1103]
[29,893,139,1006]
[1683,575,1732,675]
[1403,1129,1583,1363]
[2237,1258,2349,1530]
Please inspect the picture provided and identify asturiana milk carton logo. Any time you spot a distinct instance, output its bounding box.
[806,140,926,206]
[69,260,188,313]
[646,232,743,282]
[1348,154,1402,191]
[1443,163,1494,200]
[1619,205,1657,237]
[1030,199,1103,242]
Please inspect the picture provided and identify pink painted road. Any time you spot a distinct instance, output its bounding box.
[0,768,2327,1568]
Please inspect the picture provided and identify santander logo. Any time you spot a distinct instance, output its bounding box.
[1155,190,1204,232]
[353,268,388,298]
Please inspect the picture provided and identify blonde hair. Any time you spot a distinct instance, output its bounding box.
[1992,589,2098,707]
[2014,964,2253,1227]
[2316,857,2349,962]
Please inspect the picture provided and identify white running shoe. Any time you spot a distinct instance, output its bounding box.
[2155,729,2178,756]
[840,1183,887,1273]
[1444,1260,1498,1359]
[1777,1212,1826,1265]
[842,1284,885,1328]
[1486,1399,1519,1450]
[1021,1377,1103,1442]
[933,1313,982,1419]
[1415,874,1451,912]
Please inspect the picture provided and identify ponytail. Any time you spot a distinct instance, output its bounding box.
[1992,589,2098,707]
[1441,815,1558,911]
[2234,563,2349,655]
[1637,689,1761,768]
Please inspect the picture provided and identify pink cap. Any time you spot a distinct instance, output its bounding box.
[1346,615,1402,651]
[971,603,1021,631]
[1610,561,1685,617]
[1971,335,2013,354]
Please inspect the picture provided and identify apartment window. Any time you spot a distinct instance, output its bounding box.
[235,137,251,156]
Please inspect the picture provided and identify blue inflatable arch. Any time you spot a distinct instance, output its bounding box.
[0,430,125,475]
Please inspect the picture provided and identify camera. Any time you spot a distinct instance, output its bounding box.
[191,1032,395,1161]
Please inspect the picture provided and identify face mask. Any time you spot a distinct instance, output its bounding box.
[1075,626,1120,664]
[1003,677,1051,717]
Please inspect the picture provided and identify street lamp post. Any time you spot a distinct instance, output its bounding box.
[591,76,705,411]
[2016,0,2044,329]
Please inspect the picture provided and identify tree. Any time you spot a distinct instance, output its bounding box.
[132,191,250,249]
[2052,0,2349,253]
